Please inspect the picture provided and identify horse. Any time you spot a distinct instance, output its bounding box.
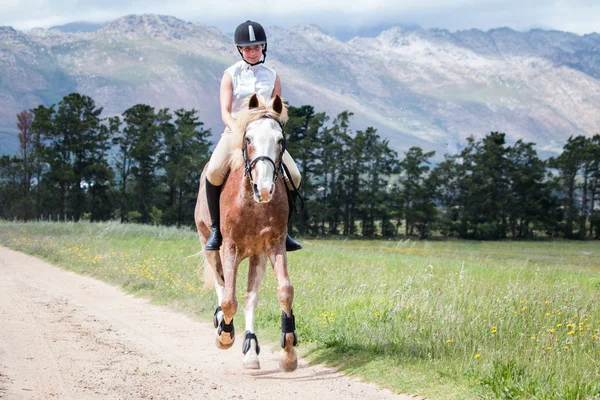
[195,93,298,372]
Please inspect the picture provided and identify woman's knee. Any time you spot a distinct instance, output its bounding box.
[282,151,302,188]
[206,133,233,186]
[206,164,226,186]
[289,170,301,189]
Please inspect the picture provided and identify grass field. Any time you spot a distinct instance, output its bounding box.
[1,221,599,399]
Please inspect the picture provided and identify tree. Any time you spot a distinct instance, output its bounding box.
[315,111,352,235]
[112,115,134,222]
[65,94,110,221]
[356,127,398,237]
[30,94,110,221]
[30,104,54,218]
[587,135,600,237]
[399,147,437,239]
[505,140,554,238]
[122,104,164,223]
[339,127,368,236]
[436,133,511,239]
[0,155,24,218]
[17,110,34,197]
[548,136,587,238]
[431,154,463,237]
[12,110,36,219]
[162,108,212,226]
[285,105,328,235]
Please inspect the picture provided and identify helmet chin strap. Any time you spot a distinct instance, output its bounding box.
[238,49,267,66]
[242,55,266,66]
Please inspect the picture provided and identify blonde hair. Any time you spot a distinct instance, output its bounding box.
[228,94,288,169]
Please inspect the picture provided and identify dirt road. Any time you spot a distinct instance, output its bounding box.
[0,246,414,400]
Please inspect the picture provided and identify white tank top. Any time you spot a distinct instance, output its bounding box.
[225,60,277,117]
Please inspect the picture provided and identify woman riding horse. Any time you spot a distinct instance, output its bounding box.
[195,93,299,371]
[204,20,302,252]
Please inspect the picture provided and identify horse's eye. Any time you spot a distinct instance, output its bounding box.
[245,137,251,144]
[278,138,283,145]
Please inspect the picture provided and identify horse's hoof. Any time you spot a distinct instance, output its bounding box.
[279,351,298,372]
[243,354,261,369]
[215,334,235,350]
[279,332,298,372]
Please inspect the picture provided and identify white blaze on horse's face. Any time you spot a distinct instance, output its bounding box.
[245,118,284,203]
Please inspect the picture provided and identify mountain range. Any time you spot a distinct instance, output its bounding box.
[1,14,599,158]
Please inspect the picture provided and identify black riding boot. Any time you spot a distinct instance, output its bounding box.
[286,189,302,252]
[205,179,223,250]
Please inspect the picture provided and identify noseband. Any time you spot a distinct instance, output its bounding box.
[242,117,286,186]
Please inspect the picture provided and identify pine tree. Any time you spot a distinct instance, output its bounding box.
[122,104,163,223]
[285,105,328,235]
[399,147,437,238]
[162,108,212,226]
[549,136,587,238]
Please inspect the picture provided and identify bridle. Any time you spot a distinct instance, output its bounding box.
[242,116,286,186]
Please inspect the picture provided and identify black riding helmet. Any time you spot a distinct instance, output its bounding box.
[234,20,267,65]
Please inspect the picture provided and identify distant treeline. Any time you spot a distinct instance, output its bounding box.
[1,92,599,240]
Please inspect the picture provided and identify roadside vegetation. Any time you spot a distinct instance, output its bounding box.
[1,221,599,399]
[2,93,600,242]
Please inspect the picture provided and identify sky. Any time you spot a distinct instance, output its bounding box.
[0,0,599,38]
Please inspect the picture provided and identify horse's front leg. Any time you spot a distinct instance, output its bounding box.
[215,244,239,350]
[268,248,298,372]
[242,253,267,369]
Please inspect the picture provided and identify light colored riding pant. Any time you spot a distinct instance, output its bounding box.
[206,130,302,189]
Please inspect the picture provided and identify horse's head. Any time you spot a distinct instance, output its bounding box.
[239,94,287,203]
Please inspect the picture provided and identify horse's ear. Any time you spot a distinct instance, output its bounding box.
[249,94,260,109]
[272,95,283,114]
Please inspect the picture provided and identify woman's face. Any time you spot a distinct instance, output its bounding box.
[239,45,264,64]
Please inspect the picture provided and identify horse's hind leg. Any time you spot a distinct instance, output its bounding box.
[268,251,298,372]
[242,254,267,369]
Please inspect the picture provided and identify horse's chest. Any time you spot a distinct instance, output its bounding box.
[224,210,284,254]
[227,206,281,238]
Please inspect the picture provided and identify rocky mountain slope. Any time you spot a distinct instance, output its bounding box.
[1,14,599,157]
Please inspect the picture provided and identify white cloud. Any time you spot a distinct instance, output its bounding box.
[0,0,598,35]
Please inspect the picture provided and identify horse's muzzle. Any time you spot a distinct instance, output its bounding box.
[253,183,275,203]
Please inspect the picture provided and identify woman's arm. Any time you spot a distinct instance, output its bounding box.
[220,72,236,131]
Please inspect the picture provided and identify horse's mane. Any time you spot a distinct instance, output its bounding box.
[228,95,289,169]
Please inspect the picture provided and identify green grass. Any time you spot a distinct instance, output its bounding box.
[1,221,599,399]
